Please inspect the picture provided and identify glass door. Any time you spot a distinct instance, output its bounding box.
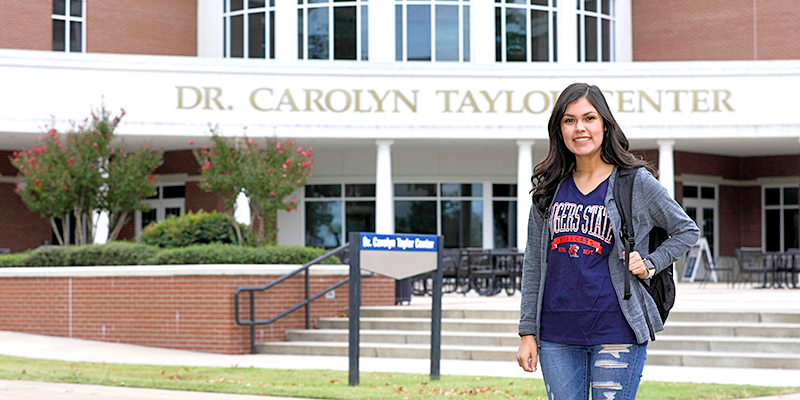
[682,183,718,259]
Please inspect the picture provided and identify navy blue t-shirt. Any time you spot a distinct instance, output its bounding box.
[539,176,638,345]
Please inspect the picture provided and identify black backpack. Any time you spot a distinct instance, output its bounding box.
[613,168,675,341]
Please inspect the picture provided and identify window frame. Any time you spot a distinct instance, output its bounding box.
[223,0,276,59]
[134,183,187,237]
[303,183,376,247]
[762,184,800,253]
[576,0,615,62]
[494,0,557,63]
[396,0,472,63]
[52,0,87,53]
[682,182,718,260]
[298,0,369,61]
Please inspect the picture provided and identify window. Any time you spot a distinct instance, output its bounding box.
[224,0,276,59]
[577,0,614,62]
[53,0,85,52]
[493,184,517,249]
[305,184,375,248]
[396,0,470,62]
[298,0,368,61]
[135,184,186,236]
[764,186,800,252]
[683,183,717,257]
[395,182,483,249]
[495,0,557,62]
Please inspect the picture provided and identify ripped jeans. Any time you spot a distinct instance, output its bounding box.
[538,341,647,400]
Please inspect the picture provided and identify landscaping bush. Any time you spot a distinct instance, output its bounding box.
[1,242,339,267]
[140,211,247,248]
[65,242,159,266]
[0,252,31,267]
[20,242,159,267]
[152,243,341,265]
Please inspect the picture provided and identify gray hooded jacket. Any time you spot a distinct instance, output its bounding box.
[518,166,700,345]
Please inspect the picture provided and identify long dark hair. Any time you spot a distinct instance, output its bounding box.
[531,83,656,217]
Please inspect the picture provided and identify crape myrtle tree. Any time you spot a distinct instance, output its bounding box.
[10,107,163,245]
[193,131,313,246]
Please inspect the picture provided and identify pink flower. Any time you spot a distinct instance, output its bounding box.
[202,161,211,170]
[296,147,303,153]
[38,137,44,141]
[67,157,74,164]
[226,170,232,175]
[275,143,281,150]
[93,143,98,148]
[290,199,296,204]
[270,191,275,197]
[297,179,302,183]
[309,173,313,178]
[189,140,195,145]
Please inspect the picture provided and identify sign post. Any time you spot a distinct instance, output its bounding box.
[348,232,442,386]
[348,232,361,386]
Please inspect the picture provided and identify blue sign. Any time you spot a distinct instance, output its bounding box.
[360,233,438,252]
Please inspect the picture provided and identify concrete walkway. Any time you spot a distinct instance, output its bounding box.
[1,284,799,399]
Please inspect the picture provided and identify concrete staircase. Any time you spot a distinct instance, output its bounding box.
[257,307,800,369]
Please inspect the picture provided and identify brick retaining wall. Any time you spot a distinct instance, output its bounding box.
[0,265,394,354]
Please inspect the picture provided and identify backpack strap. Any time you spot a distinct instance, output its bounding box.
[613,167,637,300]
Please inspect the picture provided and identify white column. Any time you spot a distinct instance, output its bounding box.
[482,180,493,249]
[657,140,676,199]
[516,140,534,251]
[274,0,297,60]
[375,140,395,234]
[615,0,633,62]
[369,0,394,62]
[559,0,579,64]
[93,211,109,244]
[472,1,495,64]
[197,0,223,58]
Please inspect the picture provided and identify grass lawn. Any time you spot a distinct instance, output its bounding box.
[0,355,797,400]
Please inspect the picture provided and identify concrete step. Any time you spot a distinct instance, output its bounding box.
[360,307,520,320]
[317,317,800,338]
[315,317,518,333]
[662,322,800,338]
[256,342,800,369]
[360,307,800,324]
[287,329,800,354]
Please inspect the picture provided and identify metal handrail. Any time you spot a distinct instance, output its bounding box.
[234,242,351,354]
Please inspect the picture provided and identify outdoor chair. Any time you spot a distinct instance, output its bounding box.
[466,249,500,296]
[780,248,800,289]
[734,248,767,288]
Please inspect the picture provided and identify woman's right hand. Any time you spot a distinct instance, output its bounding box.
[516,335,538,372]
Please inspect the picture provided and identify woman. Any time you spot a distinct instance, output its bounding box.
[516,83,699,400]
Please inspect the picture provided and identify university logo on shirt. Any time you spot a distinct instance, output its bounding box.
[549,201,613,257]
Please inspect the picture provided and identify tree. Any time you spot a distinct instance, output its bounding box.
[193,131,313,245]
[10,107,163,245]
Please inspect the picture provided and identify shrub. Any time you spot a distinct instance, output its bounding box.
[66,242,159,266]
[141,211,246,248]
[152,243,341,265]
[21,242,160,267]
[0,252,31,267]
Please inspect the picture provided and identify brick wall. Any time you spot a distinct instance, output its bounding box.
[0,0,51,51]
[633,0,800,61]
[0,183,52,253]
[0,273,395,354]
[87,0,196,56]
[719,185,742,257]
[157,150,200,175]
[740,186,762,248]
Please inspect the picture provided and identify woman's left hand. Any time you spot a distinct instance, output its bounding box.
[625,251,650,279]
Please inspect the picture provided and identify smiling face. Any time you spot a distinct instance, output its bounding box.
[560,97,605,159]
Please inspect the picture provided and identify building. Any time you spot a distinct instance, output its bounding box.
[1,0,799,269]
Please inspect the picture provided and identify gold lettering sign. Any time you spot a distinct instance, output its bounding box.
[177,87,735,114]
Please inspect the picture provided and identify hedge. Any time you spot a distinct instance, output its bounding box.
[0,243,340,267]
[140,211,250,248]
[153,244,341,265]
